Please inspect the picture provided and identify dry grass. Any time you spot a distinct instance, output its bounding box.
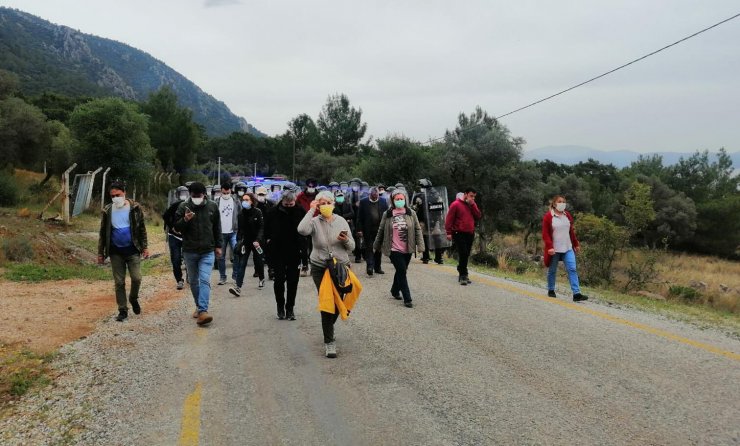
[16,208,31,218]
[482,231,740,316]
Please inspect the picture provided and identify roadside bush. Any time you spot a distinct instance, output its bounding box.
[2,237,34,262]
[668,285,701,302]
[0,171,20,206]
[471,251,498,268]
[576,214,628,285]
[623,249,660,291]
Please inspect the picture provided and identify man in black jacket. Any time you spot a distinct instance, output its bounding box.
[264,190,306,320]
[174,182,221,326]
[357,187,389,276]
[162,186,188,290]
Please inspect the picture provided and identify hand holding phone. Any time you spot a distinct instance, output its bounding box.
[338,230,349,241]
[184,206,194,222]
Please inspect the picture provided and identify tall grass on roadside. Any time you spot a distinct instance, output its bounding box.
[3,263,110,282]
[0,345,55,403]
[2,236,34,262]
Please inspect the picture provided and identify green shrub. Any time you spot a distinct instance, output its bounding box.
[471,251,498,268]
[2,237,33,262]
[668,285,701,302]
[0,171,20,206]
[623,249,660,291]
[576,214,629,285]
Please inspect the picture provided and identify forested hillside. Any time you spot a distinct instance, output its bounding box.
[0,7,261,137]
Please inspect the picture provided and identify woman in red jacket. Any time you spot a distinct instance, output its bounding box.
[542,195,588,302]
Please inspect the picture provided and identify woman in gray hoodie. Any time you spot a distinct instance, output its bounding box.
[297,190,355,358]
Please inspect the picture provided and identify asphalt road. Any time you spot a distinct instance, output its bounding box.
[122,259,739,445]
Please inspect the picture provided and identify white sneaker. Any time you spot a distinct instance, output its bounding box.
[258,279,265,289]
[229,287,241,297]
[325,342,337,358]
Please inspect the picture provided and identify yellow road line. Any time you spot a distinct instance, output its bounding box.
[178,382,202,446]
[432,264,740,361]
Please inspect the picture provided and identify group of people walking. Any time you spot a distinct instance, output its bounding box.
[98,179,587,358]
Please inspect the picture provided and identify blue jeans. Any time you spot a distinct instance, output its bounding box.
[184,251,215,313]
[547,250,581,295]
[217,232,237,280]
[168,234,184,282]
[389,251,413,303]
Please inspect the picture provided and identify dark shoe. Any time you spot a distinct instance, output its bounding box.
[176,280,184,290]
[435,260,444,265]
[404,301,413,308]
[422,259,429,264]
[192,310,199,318]
[465,276,472,284]
[459,276,468,286]
[548,290,557,298]
[217,278,227,285]
[115,310,128,322]
[229,286,241,297]
[196,311,213,325]
[366,269,374,276]
[573,293,589,302]
[354,258,362,264]
[130,299,141,315]
[300,266,309,277]
[374,269,385,274]
[277,310,285,320]
[286,311,296,321]
[253,271,259,277]
[391,290,402,300]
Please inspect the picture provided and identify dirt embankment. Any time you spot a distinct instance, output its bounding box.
[0,208,181,355]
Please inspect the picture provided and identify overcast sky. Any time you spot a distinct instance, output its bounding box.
[2,0,739,152]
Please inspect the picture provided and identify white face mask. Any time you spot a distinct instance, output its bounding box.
[111,196,125,208]
[257,196,266,203]
[191,197,204,206]
[221,192,230,198]
[556,202,567,212]
[178,194,188,201]
[307,187,316,194]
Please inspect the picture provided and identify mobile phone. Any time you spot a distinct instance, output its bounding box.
[339,230,348,236]
[185,206,193,213]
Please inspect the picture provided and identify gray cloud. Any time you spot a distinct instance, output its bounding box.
[204,0,240,8]
[6,0,740,153]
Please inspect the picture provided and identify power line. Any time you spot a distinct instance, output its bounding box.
[426,12,740,145]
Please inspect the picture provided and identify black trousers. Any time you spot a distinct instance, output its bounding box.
[311,263,341,343]
[453,232,474,277]
[422,244,445,263]
[364,233,382,271]
[273,259,300,314]
[389,251,412,303]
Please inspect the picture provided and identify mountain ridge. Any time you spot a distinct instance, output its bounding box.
[523,145,739,168]
[0,7,263,137]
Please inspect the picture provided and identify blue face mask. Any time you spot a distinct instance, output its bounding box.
[241,201,251,210]
[394,199,405,209]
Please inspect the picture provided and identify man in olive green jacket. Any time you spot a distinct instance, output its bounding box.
[174,182,221,326]
[97,181,149,322]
